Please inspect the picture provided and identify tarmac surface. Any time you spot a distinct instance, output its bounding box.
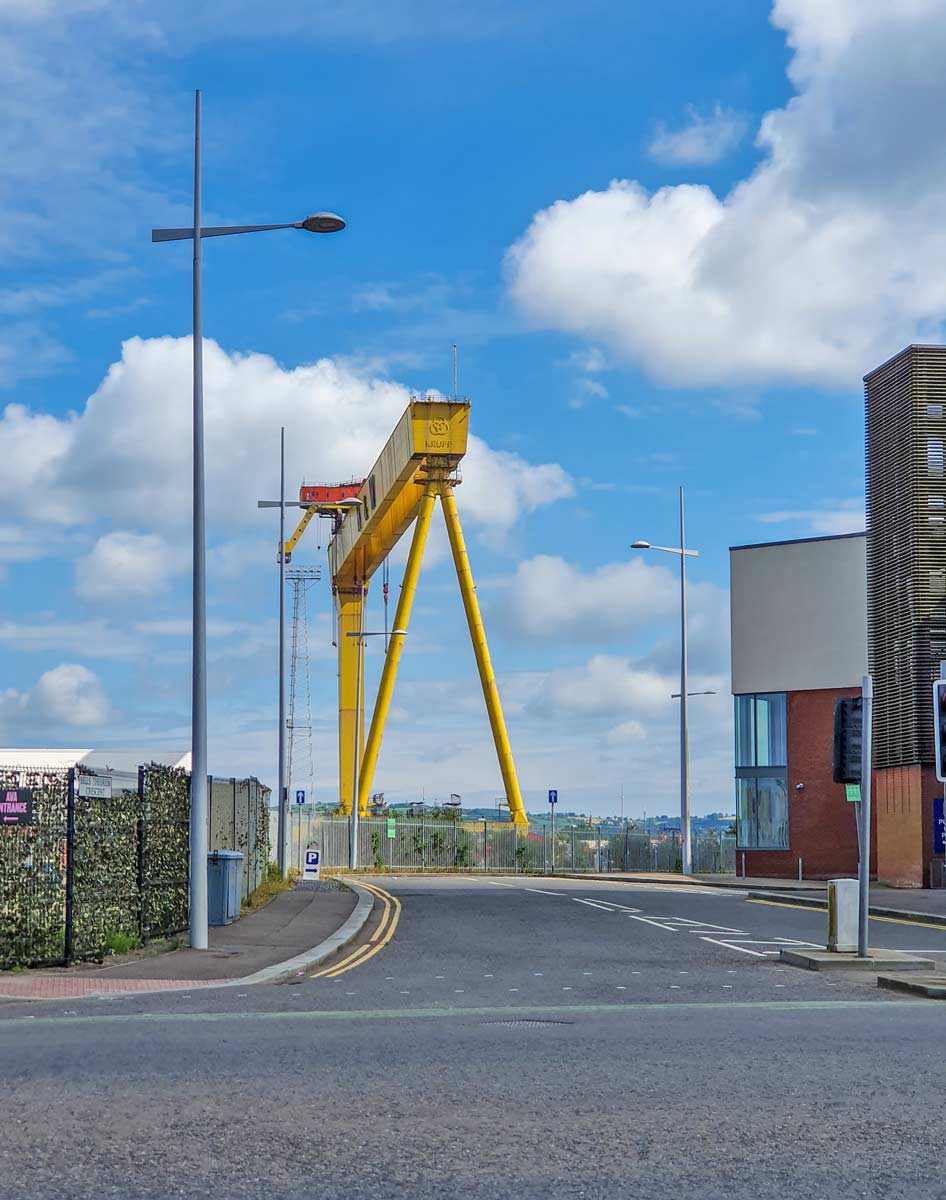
[3,875,946,1199]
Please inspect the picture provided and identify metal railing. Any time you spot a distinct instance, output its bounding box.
[275,812,736,877]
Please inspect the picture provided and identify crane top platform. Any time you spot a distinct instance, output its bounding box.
[327,398,470,589]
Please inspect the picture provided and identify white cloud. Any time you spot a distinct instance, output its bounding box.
[507,0,946,388]
[648,103,748,166]
[74,531,185,600]
[539,656,672,718]
[499,554,727,647]
[0,663,108,731]
[754,499,865,535]
[0,617,140,659]
[0,337,573,540]
[570,378,609,409]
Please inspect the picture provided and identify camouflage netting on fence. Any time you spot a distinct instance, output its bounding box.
[0,763,190,969]
[0,767,69,968]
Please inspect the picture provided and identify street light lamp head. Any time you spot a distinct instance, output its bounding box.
[301,212,346,234]
[630,540,651,550]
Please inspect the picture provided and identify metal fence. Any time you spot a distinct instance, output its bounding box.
[208,776,271,902]
[0,763,191,968]
[1,764,272,969]
[276,812,736,877]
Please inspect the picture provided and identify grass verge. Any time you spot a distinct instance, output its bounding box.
[243,863,299,911]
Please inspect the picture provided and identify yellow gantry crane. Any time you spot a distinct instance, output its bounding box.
[282,398,528,826]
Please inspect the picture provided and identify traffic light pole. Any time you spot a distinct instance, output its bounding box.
[857,674,873,958]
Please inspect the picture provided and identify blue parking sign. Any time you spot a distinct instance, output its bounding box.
[303,848,321,880]
[295,789,305,805]
[548,789,558,805]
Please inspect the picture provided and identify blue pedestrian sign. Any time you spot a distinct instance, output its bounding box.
[303,848,321,881]
[295,789,306,805]
[548,789,558,805]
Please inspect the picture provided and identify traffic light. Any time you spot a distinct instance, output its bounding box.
[934,681,946,782]
[832,697,863,784]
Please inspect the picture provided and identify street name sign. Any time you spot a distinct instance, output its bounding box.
[77,775,112,800]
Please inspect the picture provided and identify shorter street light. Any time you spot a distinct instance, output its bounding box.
[631,485,699,875]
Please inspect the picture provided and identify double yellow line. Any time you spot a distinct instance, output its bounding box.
[309,881,402,979]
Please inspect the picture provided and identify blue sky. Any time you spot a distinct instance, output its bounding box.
[0,0,930,816]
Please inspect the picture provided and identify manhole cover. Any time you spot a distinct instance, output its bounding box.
[485,1019,575,1027]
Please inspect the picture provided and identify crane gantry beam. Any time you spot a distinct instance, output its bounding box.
[283,397,528,826]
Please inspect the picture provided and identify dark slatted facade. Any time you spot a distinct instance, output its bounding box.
[866,345,946,768]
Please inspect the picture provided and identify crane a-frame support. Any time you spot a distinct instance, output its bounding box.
[288,399,528,826]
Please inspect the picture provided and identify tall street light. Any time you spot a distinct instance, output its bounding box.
[631,485,699,875]
[152,90,345,948]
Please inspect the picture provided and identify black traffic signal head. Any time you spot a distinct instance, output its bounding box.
[832,697,863,784]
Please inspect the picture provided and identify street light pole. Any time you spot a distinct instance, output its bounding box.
[189,90,209,949]
[151,91,345,944]
[277,426,287,878]
[630,485,700,876]
[678,485,691,876]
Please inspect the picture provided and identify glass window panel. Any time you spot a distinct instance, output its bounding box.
[755,693,787,767]
[734,696,756,767]
[736,774,788,849]
[736,778,755,844]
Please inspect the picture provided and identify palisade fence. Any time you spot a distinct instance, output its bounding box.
[0,764,271,969]
[277,811,736,876]
[207,776,271,902]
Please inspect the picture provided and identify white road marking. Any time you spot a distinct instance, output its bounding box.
[616,986,627,990]
[626,914,679,931]
[700,937,768,957]
[574,898,618,912]
[562,986,572,991]
[526,888,568,897]
[669,985,681,989]
[509,988,519,992]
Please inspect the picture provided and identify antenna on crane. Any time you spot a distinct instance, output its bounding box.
[287,565,321,806]
[452,343,458,400]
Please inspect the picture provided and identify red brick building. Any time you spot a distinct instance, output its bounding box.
[729,345,946,887]
[729,532,879,881]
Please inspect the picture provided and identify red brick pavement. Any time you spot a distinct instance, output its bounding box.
[0,976,235,999]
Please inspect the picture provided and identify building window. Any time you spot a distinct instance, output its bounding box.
[369,475,377,509]
[736,777,789,850]
[734,693,788,849]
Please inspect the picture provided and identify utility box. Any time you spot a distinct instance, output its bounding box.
[207,850,243,927]
[827,878,859,951]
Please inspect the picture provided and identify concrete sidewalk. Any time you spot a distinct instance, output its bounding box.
[0,879,368,1001]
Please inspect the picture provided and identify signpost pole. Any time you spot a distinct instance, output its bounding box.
[548,789,557,875]
[858,674,873,958]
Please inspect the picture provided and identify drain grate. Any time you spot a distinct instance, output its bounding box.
[485,1019,575,1028]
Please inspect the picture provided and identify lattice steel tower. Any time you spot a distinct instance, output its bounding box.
[286,566,321,802]
[866,344,946,768]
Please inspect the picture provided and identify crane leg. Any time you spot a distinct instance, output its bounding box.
[439,484,528,826]
[336,587,365,815]
[357,482,437,814]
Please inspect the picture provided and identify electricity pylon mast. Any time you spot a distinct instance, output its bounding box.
[282,397,527,826]
[286,566,321,804]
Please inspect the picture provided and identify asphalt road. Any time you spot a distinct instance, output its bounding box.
[3,876,946,1200]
